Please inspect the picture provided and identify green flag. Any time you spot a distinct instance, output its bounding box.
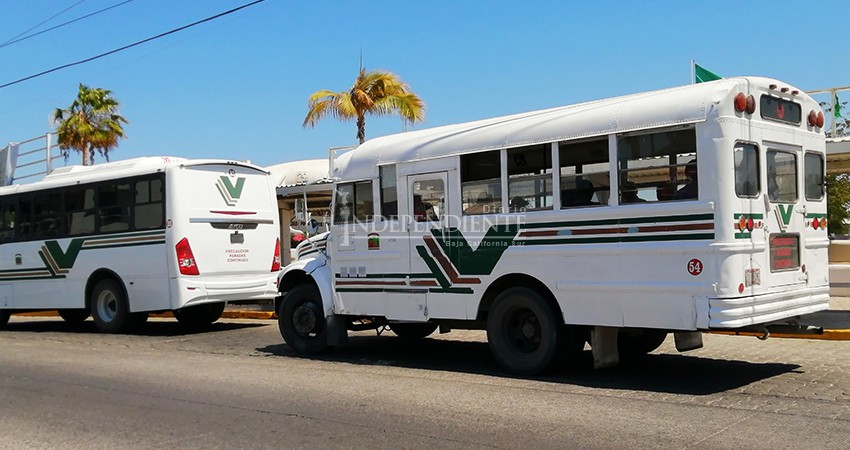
[694,64,722,83]
[835,93,843,118]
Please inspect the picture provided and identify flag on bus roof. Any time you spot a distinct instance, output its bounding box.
[836,93,843,118]
[694,64,722,83]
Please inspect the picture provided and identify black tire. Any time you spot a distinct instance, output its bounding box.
[278,284,328,354]
[174,302,225,329]
[486,287,562,375]
[555,325,591,370]
[390,322,438,340]
[0,310,10,330]
[618,328,668,360]
[58,309,89,325]
[90,278,130,333]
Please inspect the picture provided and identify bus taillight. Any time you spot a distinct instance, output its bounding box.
[271,238,281,272]
[176,237,200,276]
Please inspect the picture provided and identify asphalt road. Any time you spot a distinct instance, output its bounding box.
[2,316,850,449]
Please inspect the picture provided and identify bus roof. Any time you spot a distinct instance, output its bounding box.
[0,156,269,195]
[333,76,818,181]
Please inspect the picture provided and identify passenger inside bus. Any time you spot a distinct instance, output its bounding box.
[562,179,599,207]
[656,183,677,201]
[674,160,698,200]
[620,181,645,203]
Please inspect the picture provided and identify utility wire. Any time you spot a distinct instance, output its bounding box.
[0,0,267,90]
[0,0,135,50]
[1,0,88,47]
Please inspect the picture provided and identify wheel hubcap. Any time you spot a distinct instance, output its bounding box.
[96,291,117,322]
[508,309,541,353]
[293,302,320,336]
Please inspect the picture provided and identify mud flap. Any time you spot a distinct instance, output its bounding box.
[327,315,349,346]
[674,331,703,352]
[591,326,620,369]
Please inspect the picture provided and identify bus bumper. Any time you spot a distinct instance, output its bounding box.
[703,285,831,329]
[171,274,278,309]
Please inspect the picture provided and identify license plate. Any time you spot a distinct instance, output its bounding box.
[230,232,244,244]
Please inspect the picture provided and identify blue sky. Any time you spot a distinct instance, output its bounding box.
[0,0,846,169]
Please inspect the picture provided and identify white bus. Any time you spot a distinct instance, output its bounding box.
[276,77,830,374]
[0,157,281,333]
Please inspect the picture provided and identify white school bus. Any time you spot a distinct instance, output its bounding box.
[0,157,281,333]
[276,77,830,374]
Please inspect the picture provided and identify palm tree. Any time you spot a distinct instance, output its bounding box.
[303,68,425,144]
[54,83,128,166]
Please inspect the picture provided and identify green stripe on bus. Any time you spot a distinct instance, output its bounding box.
[415,245,452,289]
[522,233,715,246]
[805,213,827,219]
[733,213,764,219]
[522,213,714,229]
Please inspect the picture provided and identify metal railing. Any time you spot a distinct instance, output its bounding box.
[4,132,65,184]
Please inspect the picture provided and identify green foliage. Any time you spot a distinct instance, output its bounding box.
[54,84,128,166]
[827,174,850,235]
[303,68,425,144]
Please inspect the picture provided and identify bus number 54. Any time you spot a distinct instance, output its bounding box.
[687,259,703,276]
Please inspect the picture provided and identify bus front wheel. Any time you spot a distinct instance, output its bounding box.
[174,302,225,329]
[0,310,9,330]
[90,279,130,333]
[486,287,561,375]
[278,284,328,355]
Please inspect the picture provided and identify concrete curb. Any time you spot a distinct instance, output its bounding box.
[13,310,277,320]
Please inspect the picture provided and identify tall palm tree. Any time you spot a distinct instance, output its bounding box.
[303,68,425,144]
[54,83,128,166]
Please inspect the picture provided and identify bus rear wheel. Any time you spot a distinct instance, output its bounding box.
[278,284,328,355]
[390,322,438,340]
[174,302,225,329]
[618,329,668,360]
[0,310,9,330]
[90,278,131,333]
[58,309,89,325]
[486,287,561,375]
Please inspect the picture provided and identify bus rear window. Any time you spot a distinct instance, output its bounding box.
[760,96,802,125]
[734,143,760,198]
[804,152,825,201]
[767,150,797,203]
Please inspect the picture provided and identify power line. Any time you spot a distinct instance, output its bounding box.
[0,0,135,50]
[1,0,88,47]
[0,0,267,90]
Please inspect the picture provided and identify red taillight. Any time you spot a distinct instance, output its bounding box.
[271,238,281,272]
[175,237,199,276]
[745,95,756,114]
[734,92,747,112]
[817,111,825,128]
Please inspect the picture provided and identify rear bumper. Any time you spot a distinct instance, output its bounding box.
[706,285,831,329]
[172,274,278,309]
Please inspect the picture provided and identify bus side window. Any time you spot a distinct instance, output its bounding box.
[135,177,164,230]
[334,181,374,224]
[461,150,501,215]
[617,127,697,203]
[0,199,15,242]
[97,183,132,232]
[507,144,552,211]
[66,187,95,236]
[734,144,760,198]
[379,165,398,220]
[560,138,609,208]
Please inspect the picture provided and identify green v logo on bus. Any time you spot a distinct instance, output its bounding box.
[39,239,85,275]
[775,204,794,231]
[216,176,246,206]
[430,225,520,276]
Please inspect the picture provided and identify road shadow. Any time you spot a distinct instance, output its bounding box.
[4,317,265,337]
[257,334,799,395]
